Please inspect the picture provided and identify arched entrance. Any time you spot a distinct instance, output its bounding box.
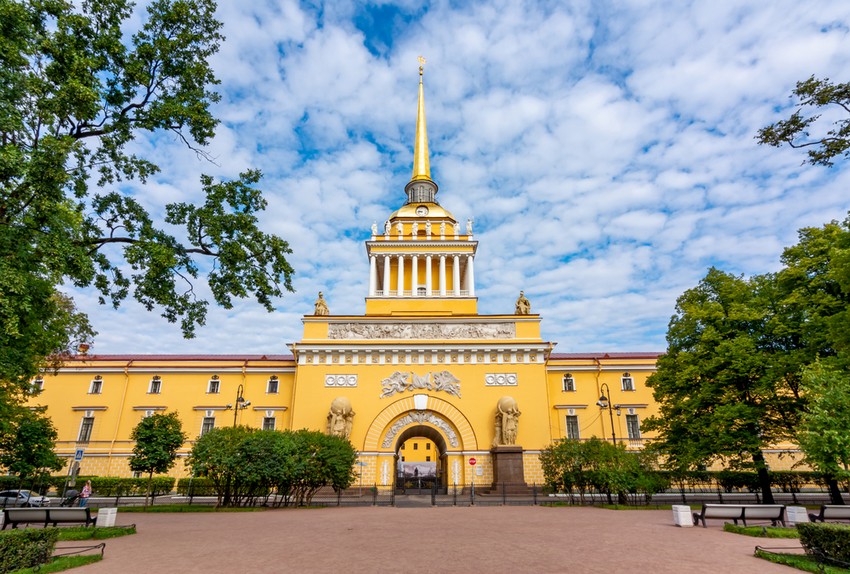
[394,425,448,494]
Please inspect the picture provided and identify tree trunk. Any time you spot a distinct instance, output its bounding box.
[145,471,153,509]
[826,475,846,505]
[752,450,775,504]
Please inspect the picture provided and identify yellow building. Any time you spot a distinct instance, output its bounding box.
[28,65,665,488]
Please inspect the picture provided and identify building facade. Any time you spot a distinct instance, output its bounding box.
[29,66,665,486]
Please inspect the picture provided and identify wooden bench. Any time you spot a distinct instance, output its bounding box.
[692,504,786,528]
[809,505,850,523]
[2,507,96,529]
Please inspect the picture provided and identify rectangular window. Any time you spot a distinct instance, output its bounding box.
[400,444,405,450]
[267,376,279,394]
[626,414,641,439]
[149,377,162,394]
[426,456,431,462]
[413,443,418,450]
[207,378,220,394]
[621,376,634,391]
[565,415,580,440]
[263,417,276,431]
[200,417,215,436]
[89,377,103,394]
[78,417,94,443]
[562,375,575,392]
[426,443,431,450]
[31,377,44,394]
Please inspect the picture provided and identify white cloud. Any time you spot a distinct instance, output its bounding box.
[77,0,850,356]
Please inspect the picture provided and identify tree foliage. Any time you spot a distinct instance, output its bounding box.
[796,362,850,504]
[643,268,806,503]
[0,408,63,480]
[757,76,850,166]
[188,427,357,507]
[0,0,294,400]
[129,411,186,506]
[540,438,666,504]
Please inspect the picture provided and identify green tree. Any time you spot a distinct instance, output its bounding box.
[797,362,850,505]
[539,438,665,505]
[643,268,805,504]
[129,412,186,507]
[188,427,357,507]
[0,408,63,482]
[0,0,294,414]
[757,76,850,166]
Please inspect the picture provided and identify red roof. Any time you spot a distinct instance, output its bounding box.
[70,354,295,361]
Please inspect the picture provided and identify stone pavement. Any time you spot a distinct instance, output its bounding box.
[71,506,803,573]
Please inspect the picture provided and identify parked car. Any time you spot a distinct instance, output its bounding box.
[0,489,50,507]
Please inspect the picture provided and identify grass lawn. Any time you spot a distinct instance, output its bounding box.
[723,523,800,538]
[755,548,850,573]
[55,525,136,540]
[118,504,264,513]
[12,554,102,574]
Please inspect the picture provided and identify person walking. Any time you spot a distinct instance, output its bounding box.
[79,480,92,507]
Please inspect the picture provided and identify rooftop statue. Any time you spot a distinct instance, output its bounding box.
[515,291,531,315]
[314,291,329,316]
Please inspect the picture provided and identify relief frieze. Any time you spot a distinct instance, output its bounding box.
[328,322,515,340]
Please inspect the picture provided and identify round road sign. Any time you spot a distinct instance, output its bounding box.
[469,457,477,466]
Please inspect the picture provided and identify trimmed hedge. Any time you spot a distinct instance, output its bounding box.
[49,476,176,497]
[175,477,218,496]
[0,527,59,572]
[797,522,850,565]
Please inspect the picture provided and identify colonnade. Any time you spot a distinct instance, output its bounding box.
[368,253,475,297]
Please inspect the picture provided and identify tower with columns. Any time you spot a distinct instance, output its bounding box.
[365,61,477,317]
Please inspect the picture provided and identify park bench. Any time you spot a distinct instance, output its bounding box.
[808,505,850,523]
[692,504,786,528]
[2,507,96,529]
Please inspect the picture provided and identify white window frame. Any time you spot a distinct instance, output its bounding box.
[267,376,279,394]
[562,373,575,392]
[262,416,276,431]
[621,372,634,392]
[78,416,94,443]
[207,376,220,394]
[565,415,580,440]
[200,416,215,436]
[31,376,44,393]
[148,376,162,394]
[89,376,103,394]
[626,414,641,439]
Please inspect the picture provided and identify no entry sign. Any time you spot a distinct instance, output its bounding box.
[469,457,477,466]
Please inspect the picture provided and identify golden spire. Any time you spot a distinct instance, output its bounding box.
[411,56,431,182]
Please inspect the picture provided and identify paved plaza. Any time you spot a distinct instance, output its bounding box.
[69,506,803,573]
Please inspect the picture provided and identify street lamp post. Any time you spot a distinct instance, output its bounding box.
[596,382,619,445]
[226,383,251,426]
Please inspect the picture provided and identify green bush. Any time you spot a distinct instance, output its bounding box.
[50,476,176,497]
[0,527,59,572]
[176,477,218,496]
[797,522,850,565]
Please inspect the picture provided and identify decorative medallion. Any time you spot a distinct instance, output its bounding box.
[484,373,518,386]
[325,374,358,387]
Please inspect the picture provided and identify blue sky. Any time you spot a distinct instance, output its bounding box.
[74,0,850,355]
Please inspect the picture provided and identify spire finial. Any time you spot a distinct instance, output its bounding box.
[411,56,431,182]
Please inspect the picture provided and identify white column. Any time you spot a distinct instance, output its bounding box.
[439,255,446,297]
[383,255,391,294]
[425,255,433,297]
[369,255,377,296]
[467,254,475,296]
[411,255,419,296]
[397,255,405,296]
[453,255,460,296]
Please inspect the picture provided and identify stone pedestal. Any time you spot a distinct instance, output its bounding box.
[786,506,809,526]
[672,505,693,527]
[490,446,526,490]
[96,507,117,527]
